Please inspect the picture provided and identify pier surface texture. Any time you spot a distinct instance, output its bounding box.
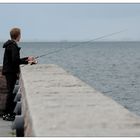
[20,64,140,136]
[0,118,14,137]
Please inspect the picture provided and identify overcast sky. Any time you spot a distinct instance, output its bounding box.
[0,3,140,41]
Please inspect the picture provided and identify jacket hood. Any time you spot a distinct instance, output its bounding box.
[3,40,17,48]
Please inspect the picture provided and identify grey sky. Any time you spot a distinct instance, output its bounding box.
[0,3,140,41]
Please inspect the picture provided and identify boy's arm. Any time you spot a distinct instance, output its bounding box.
[11,45,21,65]
[11,45,28,65]
[20,57,28,64]
[20,56,38,65]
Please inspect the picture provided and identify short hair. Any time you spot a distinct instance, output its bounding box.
[10,28,21,40]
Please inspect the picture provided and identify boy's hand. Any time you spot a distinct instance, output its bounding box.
[28,56,34,61]
[28,56,38,65]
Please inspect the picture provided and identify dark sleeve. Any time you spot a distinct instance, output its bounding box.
[20,57,28,64]
[11,45,28,65]
[11,45,21,65]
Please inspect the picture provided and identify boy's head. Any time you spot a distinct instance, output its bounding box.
[10,28,21,42]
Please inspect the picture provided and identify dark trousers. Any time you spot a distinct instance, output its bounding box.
[5,73,17,114]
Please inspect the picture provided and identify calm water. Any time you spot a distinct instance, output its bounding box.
[1,41,140,116]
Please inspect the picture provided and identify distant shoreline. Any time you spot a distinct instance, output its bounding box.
[1,41,140,43]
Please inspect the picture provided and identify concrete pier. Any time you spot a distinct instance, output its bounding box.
[20,64,140,136]
[0,118,15,137]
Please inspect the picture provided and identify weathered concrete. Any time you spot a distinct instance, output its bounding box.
[0,118,15,137]
[20,64,140,136]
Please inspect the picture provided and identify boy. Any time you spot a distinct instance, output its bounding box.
[2,28,37,121]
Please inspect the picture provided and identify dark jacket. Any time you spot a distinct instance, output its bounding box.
[2,40,28,75]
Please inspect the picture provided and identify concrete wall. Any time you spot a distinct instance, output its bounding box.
[20,64,140,136]
[0,66,8,114]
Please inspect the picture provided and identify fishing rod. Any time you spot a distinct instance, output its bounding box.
[35,29,127,59]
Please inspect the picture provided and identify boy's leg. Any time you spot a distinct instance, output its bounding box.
[4,73,17,115]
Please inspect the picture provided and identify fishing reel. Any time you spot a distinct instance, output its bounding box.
[30,60,38,65]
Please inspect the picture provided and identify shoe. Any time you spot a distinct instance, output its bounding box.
[2,113,9,120]
[4,114,15,121]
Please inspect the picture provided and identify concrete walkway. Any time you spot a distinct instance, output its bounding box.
[0,118,15,137]
[20,64,140,136]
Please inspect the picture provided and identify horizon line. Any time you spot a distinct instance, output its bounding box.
[1,40,140,43]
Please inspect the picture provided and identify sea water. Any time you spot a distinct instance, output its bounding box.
[1,41,140,116]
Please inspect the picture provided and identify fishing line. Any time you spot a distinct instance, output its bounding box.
[35,29,127,59]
